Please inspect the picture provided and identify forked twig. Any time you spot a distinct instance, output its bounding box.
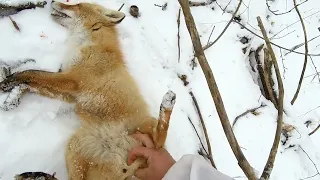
[189,91,216,168]
[232,104,266,128]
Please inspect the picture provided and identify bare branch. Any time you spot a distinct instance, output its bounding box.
[233,21,320,56]
[189,91,216,168]
[257,16,284,180]
[290,0,309,105]
[178,0,256,179]
[284,35,320,56]
[232,104,266,128]
[271,10,320,39]
[266,0,309,16]
[204,0,243,50]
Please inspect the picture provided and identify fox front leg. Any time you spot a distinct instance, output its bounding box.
[0,70,79,103]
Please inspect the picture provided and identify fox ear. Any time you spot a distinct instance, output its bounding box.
[105,10,125,24]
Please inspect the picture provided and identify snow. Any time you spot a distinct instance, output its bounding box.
[0,0,320,179]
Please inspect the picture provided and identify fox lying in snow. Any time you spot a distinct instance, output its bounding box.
[0,1,176,180]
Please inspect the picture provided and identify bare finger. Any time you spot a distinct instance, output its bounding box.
[131,133,155,148]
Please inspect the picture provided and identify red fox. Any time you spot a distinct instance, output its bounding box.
[1,1,176,180]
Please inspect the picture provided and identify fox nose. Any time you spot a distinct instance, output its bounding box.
[51,0,56,4]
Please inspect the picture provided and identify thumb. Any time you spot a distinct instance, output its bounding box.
[135,168,149,179]
[128,146,153,165]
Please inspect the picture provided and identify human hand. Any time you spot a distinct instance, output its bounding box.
[128,133,176,180]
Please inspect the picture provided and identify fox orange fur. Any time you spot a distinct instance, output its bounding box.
[0,1,176,180]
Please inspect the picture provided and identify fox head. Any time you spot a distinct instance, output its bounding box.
[50,1,125,31]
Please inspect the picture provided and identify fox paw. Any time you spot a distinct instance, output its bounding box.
[0,86,25,111]
[0,76,20,92]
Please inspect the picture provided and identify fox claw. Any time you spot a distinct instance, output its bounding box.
[0,75,21,92]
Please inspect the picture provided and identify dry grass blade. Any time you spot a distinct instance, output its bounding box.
[8,16,20,32]
[178,0,256,179]
[189,91,216,168]
[257,16,284,180]
[299,145,320,180]
[177,8,181,63]
[290,0,309,105]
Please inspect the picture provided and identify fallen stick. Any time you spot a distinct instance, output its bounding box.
[257,16,285,180]
[178,0,257,179]
[0,1,47,17]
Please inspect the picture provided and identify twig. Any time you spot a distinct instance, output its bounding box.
[190,0,242,68]
[178,0,256,179]
[257,16,284,180]
[309,56,320,82]
[189,91,216,168]
[290,0,309,105]
[271,10,320,39]
[233,20,320,56]
[189,0,214,7]
[8,16,20,32]
[299,145,320,180]
[206,25,216,46]
[117,3,125,11]
[187,116,209,156]
[299,105,320,119]
[280,49,287,79]
[232,104,266,128]
[308,124,320,136]
[222,0,233,14]
[271,30,295,40]
[177,8,181,63]
[284,35,320,56]
[203,0,243,50]
[266,0,309,16]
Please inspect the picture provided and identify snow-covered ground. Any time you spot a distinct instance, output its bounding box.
[0,0,320,179]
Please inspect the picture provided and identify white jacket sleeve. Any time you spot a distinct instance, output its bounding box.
[163,155,234,180]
